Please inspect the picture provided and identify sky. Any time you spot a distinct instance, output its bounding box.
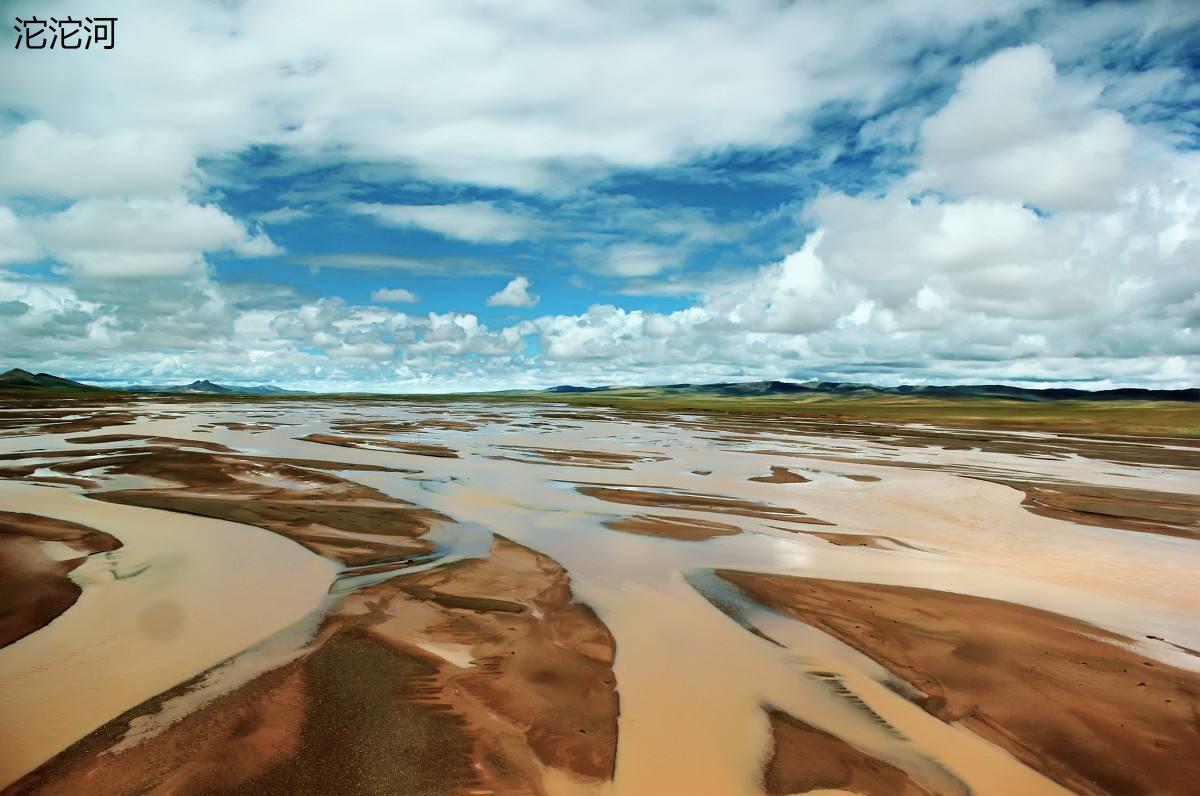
[1,0,1197,392]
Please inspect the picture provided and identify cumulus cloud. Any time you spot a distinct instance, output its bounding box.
[0,208,40,265]
[349,201,541,243]
[516,45,1200,387]
[486,277,540,308]
[0,0,1043,193]
[34,198,280,279]
[919,45,1137,211]
[658,45,1200,381]
[704,232,851,334]
[0,121,196,199]
[0,3,1195,390]
[371,287,418,303]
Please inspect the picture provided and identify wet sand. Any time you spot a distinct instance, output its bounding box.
[576,483,833,525]
[301,432,460,459]
[11,535,617,796]
[718,571,1200,796]
[603,513,743,541]
[998,479,1200,541]
[0,481,337,788]
[0,398,1196,795]
[750,465,811,484]
[763,709,934,795]
[0,512,120,648]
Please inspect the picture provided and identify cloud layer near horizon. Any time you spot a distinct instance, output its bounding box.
[1,1,1197,391]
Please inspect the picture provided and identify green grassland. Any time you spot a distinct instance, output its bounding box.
[3,385,1198,439]
[452,388,1200,438]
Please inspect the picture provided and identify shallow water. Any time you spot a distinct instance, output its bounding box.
[0,480,337,786]
[1,400,1197,794]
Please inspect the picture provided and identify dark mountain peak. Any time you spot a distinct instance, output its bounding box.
[0,368,97,390]
[551,379,1199,403]
[121,380,305,395]
[546,384,612,393]
[183,380,233,393]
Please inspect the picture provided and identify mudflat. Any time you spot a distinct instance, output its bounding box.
[0,512,120,648]
[717,571,1200,796]
[0,397,1196,796]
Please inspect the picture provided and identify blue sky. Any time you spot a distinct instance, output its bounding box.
[1,0,1198,391]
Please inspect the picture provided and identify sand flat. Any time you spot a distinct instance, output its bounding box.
[0,481,337,787]
[717,571,1200,796]
[0,398,1196,795]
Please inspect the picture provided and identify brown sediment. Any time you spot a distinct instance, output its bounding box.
[603,513,741,541]
[16,412,139,436]
[0,444,406,493]
[717,570,1200,796]
[600,513,739,545]
[0,446,158,484]
[300,432,460,459]
[49,444,407,493]
[6,632,483,796]
[990,479,1200,541]
[0,439,450,580]
[749,465,811,484]
[95,492,442,566]
[12,536,618,796]
[331,418,480,434]
[63,434,235,451]
[495,445,669,466]
[1,440,446,570]
[486,454,633,471]
[786,529,925,550]
[762,709,934,796]
[745,448,1199,541]
[576,484,833,525]
[378,536,620,781]
[0,512,120,648]
[69,446,449,568]
[210,421,276,432]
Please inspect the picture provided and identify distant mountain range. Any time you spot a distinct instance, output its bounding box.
[0,368,99,390]
[0,369,303,395]
[544,379,1200,402]
[122,379,307,395]
[3,368,1196,401]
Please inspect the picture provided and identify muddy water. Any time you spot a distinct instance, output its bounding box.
[1,401,1198,794]
[0,482,337,786]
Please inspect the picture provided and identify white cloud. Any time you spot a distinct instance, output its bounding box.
[919,45,1137,211]
[486,276,539,308]
[35,197,280,278]
[258,207,312,225]
[1,4,1196,390]
[350,201,541,243]
[0,121,195,199]
[0,208,40,265]
[704,231,850,334]
[590,243,682,278]
[0,0,1040,194]
[371,287,418,303]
